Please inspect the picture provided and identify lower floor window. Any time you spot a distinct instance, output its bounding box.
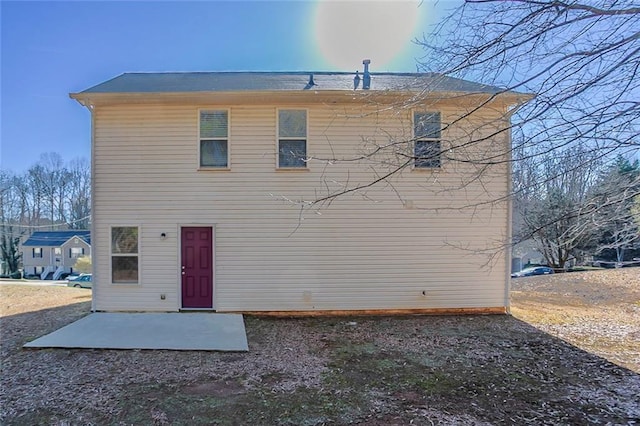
[415,140,441,168]
[278,139,307,168]
[200,140,228,168]
[111,226,139,283]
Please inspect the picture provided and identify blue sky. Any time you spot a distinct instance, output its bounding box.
[1,1,445,173]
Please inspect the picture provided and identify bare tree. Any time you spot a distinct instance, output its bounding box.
[66,158,91,230]
[514,145,604,268]
[37,152,71,228]
[418,0,639,191]
[590,156,640,264]
[0,170,23,275]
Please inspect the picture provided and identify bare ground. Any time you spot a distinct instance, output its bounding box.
[1,270,639,425]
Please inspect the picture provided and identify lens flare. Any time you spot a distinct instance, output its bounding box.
[314,0,421,70]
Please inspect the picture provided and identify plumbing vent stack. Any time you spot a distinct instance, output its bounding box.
[362,59,371,90]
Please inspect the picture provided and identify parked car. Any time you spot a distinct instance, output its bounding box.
[67,274,92,288]
[66,273,88,282]
[511,266,554,278]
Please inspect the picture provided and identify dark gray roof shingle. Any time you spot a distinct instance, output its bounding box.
[23,231,91,247]
[78,72,507,95]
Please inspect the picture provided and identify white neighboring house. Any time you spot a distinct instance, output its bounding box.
[21,231,91,279]
[70,65,530,314]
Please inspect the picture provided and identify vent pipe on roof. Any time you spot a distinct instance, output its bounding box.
[304,74,316,90]
[362,59,371,90]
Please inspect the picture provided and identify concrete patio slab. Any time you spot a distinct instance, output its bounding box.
[23,312,248,351]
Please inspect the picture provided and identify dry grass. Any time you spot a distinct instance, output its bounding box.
[511,268,640,372]
[1,271,639,425]
[0,284,91,316]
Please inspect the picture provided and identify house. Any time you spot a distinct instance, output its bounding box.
[21,230,91,279]
[511,239,548,272]
[70,63,530,313]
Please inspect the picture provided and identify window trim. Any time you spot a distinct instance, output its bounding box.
[276,108,309,169]
[412,111,442,170]
[33,247,43,258]
[198,108,231,170]
[110,225,140,285]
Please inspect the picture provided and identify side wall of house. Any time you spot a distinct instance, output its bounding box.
[21,246,52,275]
[92,100,510,312]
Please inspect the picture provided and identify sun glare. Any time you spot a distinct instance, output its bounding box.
[314,0,421,71]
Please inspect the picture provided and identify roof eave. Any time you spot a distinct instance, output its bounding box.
[70,89,532,108]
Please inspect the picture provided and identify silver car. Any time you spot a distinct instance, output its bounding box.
[67,274,92,289]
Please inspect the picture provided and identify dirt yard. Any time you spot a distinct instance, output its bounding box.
[1,270,639,425]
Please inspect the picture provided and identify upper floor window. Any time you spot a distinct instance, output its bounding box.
[33,247,43,258]
[70,247,85,259]
[278,109,307,168]
[413,112,442,169]
[199,110,229,168]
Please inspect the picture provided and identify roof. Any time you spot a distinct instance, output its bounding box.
[76,72,508,95]
[22,231,91,247]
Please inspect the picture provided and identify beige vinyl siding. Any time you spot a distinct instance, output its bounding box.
[92,101,510,312]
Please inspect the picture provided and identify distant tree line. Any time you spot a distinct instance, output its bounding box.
[514,153,640,268]
[1,152,91,274]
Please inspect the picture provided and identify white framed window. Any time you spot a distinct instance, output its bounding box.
[277,109,307,168]
[199,110,229,168]
[413,111,442,169]
[69,247,85,259]
[111,226,139,284]
[33,247,43,258]
[54,247,61,255]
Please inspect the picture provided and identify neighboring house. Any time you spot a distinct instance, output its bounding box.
[21,230,91,279]
[70,63,530,313]
[511,239,548,273]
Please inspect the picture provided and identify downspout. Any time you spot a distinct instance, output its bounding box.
[362,59,371,90]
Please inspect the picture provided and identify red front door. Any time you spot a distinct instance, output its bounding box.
[181,227,213,309]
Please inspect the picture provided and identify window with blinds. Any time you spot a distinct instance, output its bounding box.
[199,110,229,168]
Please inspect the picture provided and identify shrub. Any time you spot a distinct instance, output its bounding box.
[73,256,92,274]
